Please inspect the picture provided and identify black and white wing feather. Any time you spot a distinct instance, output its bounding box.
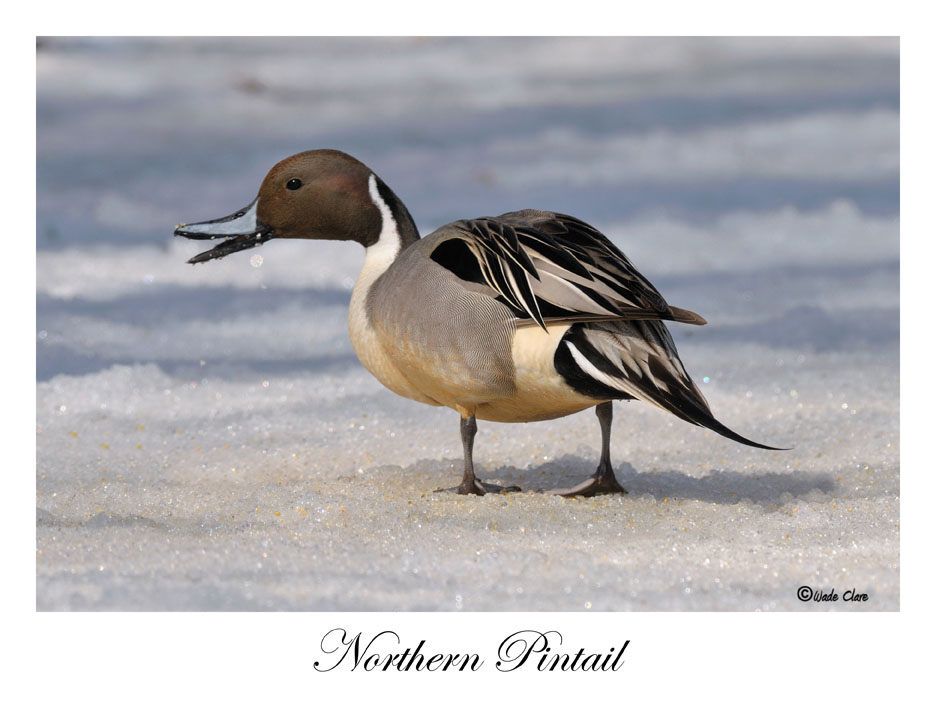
[426,210,781,450]
[427,210,706,331]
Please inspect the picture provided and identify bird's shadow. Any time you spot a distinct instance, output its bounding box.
[36,507,161,530]
[443,454,838,507]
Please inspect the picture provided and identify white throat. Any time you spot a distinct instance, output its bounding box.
[348,174,422,399]
[364,173,402,277]
[349,174,404,346]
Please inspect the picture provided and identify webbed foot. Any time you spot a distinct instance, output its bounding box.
[435,477,522,495]
[546,468,628,497]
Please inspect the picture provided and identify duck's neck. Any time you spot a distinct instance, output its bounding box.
[350,174,419,356]
[364,173,420,277]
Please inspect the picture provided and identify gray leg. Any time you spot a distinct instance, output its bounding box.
[435,415,521,495]
[457,415,484,495]
[550,402,628,497]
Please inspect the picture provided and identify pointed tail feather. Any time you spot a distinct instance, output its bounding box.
[557,321,788,450]
[653,381,789,451]
[694,414,789,451]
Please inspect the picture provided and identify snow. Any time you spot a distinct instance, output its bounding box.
[36,37,898,611]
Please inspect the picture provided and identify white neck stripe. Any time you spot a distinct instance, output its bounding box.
[366,173,402,273]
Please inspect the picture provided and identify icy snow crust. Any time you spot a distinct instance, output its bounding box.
[36,37,898,611]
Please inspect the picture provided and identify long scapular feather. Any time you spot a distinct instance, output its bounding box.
[429,211,707,329]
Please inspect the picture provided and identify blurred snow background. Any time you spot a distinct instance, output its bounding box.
[36,37,898,611]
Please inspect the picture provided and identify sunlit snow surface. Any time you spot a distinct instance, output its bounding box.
[36,37,899,611]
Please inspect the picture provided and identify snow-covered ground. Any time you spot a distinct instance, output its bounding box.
[36,37,898,611]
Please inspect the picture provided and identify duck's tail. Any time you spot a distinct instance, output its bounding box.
[555,320,789,451]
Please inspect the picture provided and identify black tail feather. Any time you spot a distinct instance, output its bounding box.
[644,375,789,451]
[696,415,789,451]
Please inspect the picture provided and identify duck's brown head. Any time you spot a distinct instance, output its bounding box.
[176,149,415,264]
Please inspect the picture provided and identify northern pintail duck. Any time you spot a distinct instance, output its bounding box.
[175,150,779,496]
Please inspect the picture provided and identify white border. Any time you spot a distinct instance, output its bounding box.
[14,1,930,715]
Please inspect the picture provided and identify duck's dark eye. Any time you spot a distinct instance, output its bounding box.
[286,178,302,190]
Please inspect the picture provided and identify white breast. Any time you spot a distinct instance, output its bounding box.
[347,176,440,407]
